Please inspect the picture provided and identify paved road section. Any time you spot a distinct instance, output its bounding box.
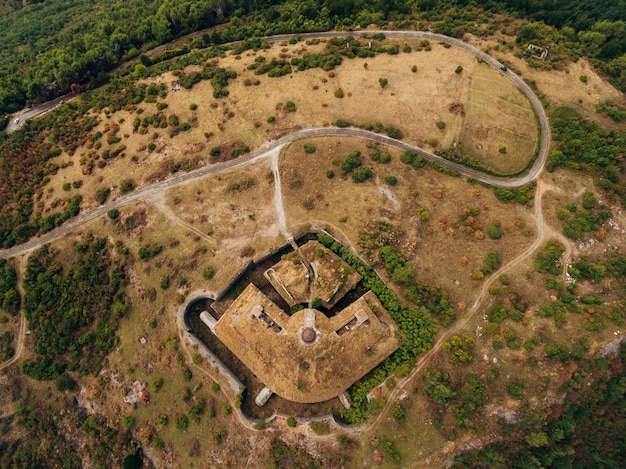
[7,93,74,133]
[1,31,550,260]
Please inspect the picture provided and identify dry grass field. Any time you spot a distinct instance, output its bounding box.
[279,136,536,308]
[39,37,543,217]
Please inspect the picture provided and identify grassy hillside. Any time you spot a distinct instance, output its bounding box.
[1,0,625,120]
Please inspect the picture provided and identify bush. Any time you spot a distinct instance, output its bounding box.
[95,187,111,205]
[213,426,226,444]
[487,220,502,240]
[189,103,198,110]
[581,190,596,210]
[285,101,296,112]
[334,88,344,98]
[286,417,297,427]
[455,65,464,74]
[202,267,215,280]
[107,209,119,220]
[210,147,221,157]
[334,118,351,128]
[153,377,164,391]
[311,297,322,309]
[386,127,402,139]
[175,415,189,430]
[138,244,163,260]
[352,167,373,183]
[309,421,330,435]
[122,416,136,431]
[384,175,398,185]
[55,373,77,392]
[379,78,388,88]
[391,404,405,423]
[119,178,135,194]
[303,144,316,154]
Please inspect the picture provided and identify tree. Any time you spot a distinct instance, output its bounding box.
[119,178,135,194]
[55,373,78,392]
[581,190,596,209]
[122,416,136,431]
[391,404,405,423]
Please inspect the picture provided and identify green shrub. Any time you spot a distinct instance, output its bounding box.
[286,417,297,427]
[95,187,111,205]
[352,167,373,183]
[213,426,226,444]
[153,377,164,391]
[309,421,330,435]
[202,267,215,280]
[391,404,405,423]
[387,127,402,139]
[384,175,398,185]
[455,65,464,74]
[119,178,135,194]
[175,415,189,430]
[581,190,596,210]
[122,416,136,431]
[107,209,119,220]
[55,373,77,392]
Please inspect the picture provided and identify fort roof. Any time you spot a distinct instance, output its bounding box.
[213,284,400,403]
[265,240,362,308]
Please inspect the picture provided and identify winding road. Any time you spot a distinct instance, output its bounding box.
[1,31,550,261]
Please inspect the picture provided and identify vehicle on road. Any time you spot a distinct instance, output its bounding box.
[500,66,508,72]
[13,118,19,124]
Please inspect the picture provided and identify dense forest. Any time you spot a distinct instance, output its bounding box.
[452,342,626,468]
[0,0,625,119]
[21,236,130,379]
